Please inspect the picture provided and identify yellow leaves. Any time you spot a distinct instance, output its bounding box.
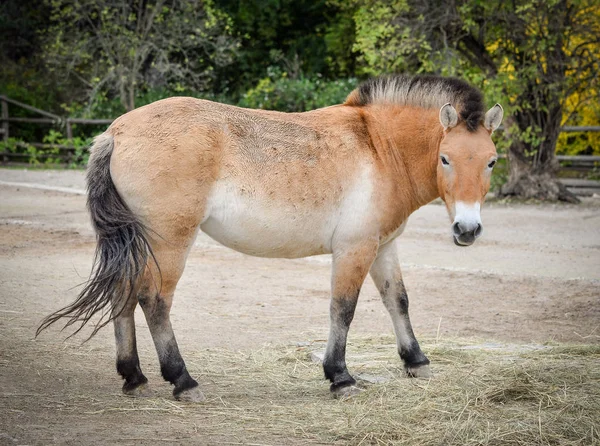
[557,91,600,155]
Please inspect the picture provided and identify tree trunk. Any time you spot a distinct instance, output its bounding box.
[500,154,579,203]
[118,69,130,112]
[498,0,579,204]
[499,114,579,204]
[128,81,135,112]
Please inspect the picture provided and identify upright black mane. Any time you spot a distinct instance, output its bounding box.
[346,74,485,132]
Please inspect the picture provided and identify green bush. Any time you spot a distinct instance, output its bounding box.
[238,71,357,112]
[489,157,508,193]
[42,129,91,167]
[0,131,91,167]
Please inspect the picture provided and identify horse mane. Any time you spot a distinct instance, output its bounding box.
[345,74,485,132]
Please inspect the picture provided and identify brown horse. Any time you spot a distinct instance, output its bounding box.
[38,74,503,401]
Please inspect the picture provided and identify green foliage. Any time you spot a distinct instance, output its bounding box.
[353,0,434,75]
[65,86,236,123]
[44,0,238,111]
[213,0,339,94]
[0,68,60,114]
[0,137,60,166]
[42,130,91,167]
[238,70,357,112]
[0,131,91,167]
[0,138,28,156]
[489,157,509,192]
[323,4,357,77]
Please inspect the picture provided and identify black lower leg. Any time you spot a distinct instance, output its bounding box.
[116,354,148,393]
[140,295,198,397]
[394,288,429,369]
[400,338,430,368]
[371,244,430,376]
[323,348,356,392]
[158,337,198,397]
[323,296,358,392]
[113,311,148,394]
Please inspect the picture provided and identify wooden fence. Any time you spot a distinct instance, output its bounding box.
[0,95,113,141]
[0,95,112,164]
[1,95,599,194]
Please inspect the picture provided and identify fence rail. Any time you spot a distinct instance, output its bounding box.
[0,95,113,143]
[497,153,600,162]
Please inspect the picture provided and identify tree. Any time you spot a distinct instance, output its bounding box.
[44,0,238,111]
[213,0,338,94]
[341,0,600,202]
[0,0,61,110]
[474,0,599,202]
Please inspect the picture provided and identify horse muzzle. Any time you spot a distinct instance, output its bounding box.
[451,202,483,247]
[453,222,482,246]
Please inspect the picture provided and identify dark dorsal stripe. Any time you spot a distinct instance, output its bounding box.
[346,74,485,132]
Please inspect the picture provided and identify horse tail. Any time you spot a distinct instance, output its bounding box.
[37,132,158,339]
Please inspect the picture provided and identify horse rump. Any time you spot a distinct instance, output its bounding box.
[36,133,158,339]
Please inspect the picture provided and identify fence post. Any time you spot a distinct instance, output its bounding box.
[1,97,8,142]
[66,119,73,140]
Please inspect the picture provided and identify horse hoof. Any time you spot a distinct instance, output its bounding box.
[174,385,205,403]
[406,363,432,379]
[123,382,152,397]
[332,385,363,399]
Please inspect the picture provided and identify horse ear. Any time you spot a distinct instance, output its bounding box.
[439,103,458,130]
[484,104,503,133]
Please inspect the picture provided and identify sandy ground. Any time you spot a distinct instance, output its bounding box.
[0,168,599,445]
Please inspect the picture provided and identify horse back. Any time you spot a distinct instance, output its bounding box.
[108,96,377,206]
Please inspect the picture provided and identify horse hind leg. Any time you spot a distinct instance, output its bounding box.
[113,295,149,395]
[137,233,204,402]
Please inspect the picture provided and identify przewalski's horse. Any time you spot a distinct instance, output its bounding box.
[38,74,503,400]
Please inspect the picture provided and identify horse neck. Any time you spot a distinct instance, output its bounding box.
[366,105,442,215]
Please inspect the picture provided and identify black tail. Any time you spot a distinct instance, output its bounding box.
[37,133,157,339]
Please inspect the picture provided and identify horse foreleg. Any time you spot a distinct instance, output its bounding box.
[113,295,149,395]
[369,241,430,378]
[323,240,378,397]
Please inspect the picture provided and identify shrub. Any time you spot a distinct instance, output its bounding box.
[238,71,357,112]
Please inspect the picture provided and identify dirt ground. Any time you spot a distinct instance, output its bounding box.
[0,168,599,445]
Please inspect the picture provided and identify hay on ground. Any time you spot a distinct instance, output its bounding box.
[86,337,600,445]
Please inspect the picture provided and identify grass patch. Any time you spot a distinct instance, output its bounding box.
[88,337,600,445]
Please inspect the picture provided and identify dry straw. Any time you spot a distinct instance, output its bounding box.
[88,336,600,445]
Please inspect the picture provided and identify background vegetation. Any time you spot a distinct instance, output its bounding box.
[1,0,598,199]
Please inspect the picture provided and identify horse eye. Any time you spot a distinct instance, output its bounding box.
[440,156,449,166]
[488,160,497,169]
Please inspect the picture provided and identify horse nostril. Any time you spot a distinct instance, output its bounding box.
[452,222,462,237]
[474,223,483,238]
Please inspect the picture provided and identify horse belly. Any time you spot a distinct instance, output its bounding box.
[200,183,335,258]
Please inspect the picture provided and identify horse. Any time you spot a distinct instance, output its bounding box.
[38,74,503,401]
